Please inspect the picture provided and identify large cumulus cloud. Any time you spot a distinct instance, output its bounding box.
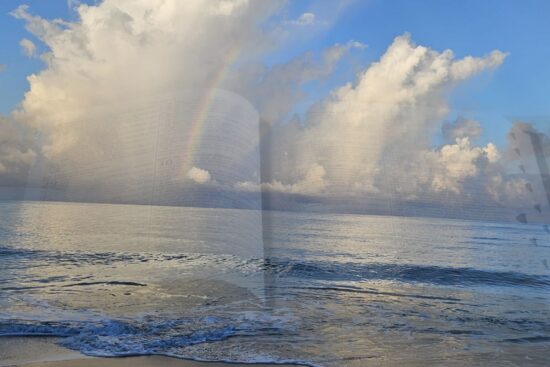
[256,35,513,206]
[10,0,282,156]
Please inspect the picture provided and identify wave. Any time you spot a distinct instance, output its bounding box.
[503,336,550,343]
[2,244,549,289]
[62,281,147,287]
[278,285,462,301]
[0,313,309,365]
[263,259,550,288]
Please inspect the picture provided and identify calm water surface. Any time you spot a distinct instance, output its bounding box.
[0,201,549,366]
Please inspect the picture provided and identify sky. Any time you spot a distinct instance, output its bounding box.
[3,1,550,140]
[0,0,549,219]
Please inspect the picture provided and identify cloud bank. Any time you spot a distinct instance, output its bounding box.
[0,1,539,219]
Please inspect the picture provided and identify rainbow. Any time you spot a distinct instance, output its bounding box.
[179,45,241,176]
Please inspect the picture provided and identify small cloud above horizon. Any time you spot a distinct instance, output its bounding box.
[187,167,212,184]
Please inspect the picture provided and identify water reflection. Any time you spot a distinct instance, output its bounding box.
[1,201,549,365]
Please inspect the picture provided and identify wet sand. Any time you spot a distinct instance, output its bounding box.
[0,337,301,367]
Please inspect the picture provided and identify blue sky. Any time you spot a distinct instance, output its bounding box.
[0,1,78,114]
[1,0,549,147]
[283,0,550,146]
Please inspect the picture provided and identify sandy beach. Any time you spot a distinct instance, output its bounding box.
[0,337,300,367]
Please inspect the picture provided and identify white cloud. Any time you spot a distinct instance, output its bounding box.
[213,0,250,16]
[67,0,83,12]
[442,117,483,141]
[20,38,37,57]
[237,40,366,124]
[486,175,531,206]
[265,34,508,201]
[288,12,317,26]
[348,41,367,50]
[272,3,355,45]
[0,116,36,185]
[426,137,499,194]
[483,142,500,163]
[236,163,327,195]
[4,0,277,202]
[187,167,212,184]
[5,2,526,212]
[323,40,366,65]
[450,50,507,80]
[10,0,279,158]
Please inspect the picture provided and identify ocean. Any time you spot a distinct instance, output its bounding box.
[0,200,549,366]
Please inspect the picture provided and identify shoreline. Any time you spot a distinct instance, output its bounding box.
[0,337,304,367]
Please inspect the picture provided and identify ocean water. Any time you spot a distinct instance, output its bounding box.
[1,200,549,366]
